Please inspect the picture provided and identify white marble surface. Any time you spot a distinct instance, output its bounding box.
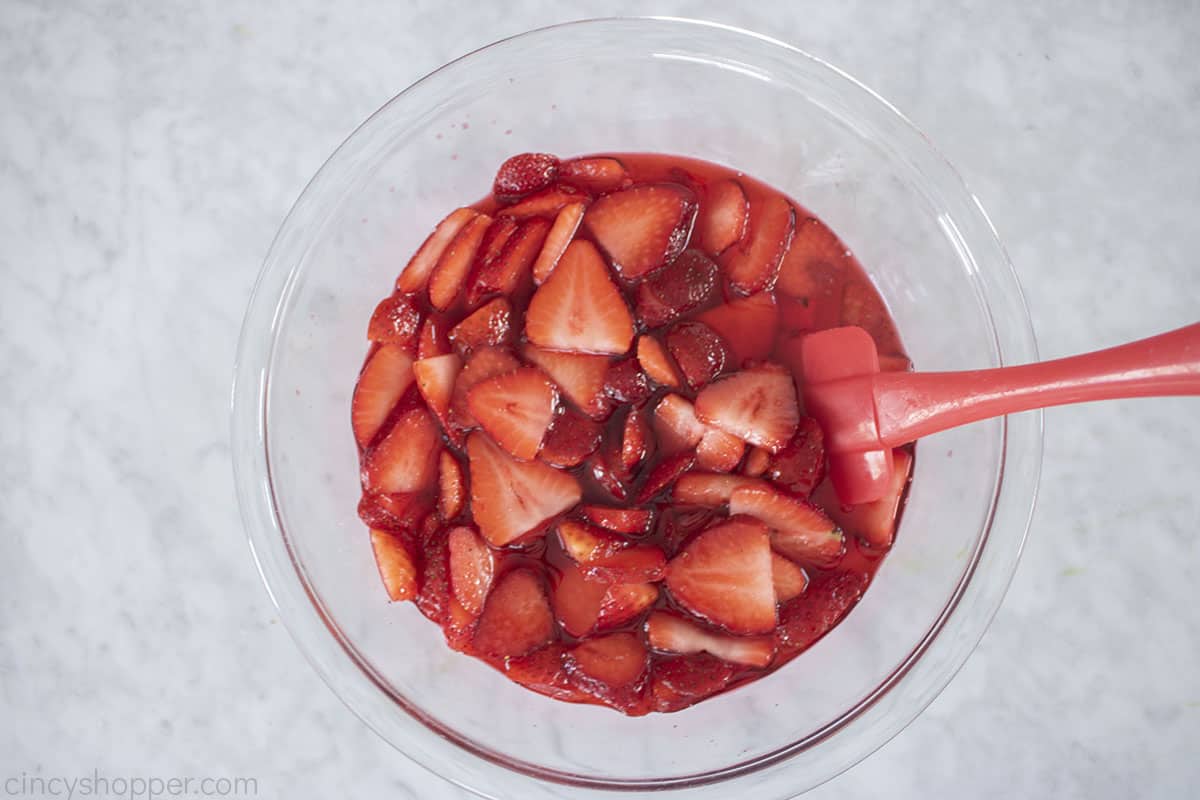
[2,1,1198,798]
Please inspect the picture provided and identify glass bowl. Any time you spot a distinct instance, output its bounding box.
[231,17,1041,799]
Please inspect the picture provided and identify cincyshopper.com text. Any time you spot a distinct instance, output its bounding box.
[4,772,258,799]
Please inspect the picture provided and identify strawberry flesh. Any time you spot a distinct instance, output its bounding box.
[765,415,826,496]
[467,366,559,460]
[664,517,776,634]
[370,529,419,602]
[447,526,495,617]
[694,178,749,255]
[729,484,845,568]
[493,152,560,201]
[635,249,719,329]
[448,297,513,355]
[525,239,634,355]
[665,322,729,391]
[584,184,698,281]
[560,157,630,194]
[473,568,554,657]
[538,409,604,468]
[367,294,423,349]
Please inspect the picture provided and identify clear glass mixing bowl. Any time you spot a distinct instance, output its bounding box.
[232,17,1041,799]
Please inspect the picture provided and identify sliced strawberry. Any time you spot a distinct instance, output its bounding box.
[580,506,654,536]
[564,632,649,709]
[771,552,809,603]
[776,215,849,298]
[352,345,415,448]
[504,644,592,703]
[417,313,452,359]
[720,193,795,295]
[362,408,441,494]
[596,582,659,630]
[603,358,650,406]
[367,294,423,350]
[557,519,628,564]
[466,431,582,546]
[695,292,779,365]
[532,201,586,285]
[635,450,697,504]
[776,570,870,657]
[552,563,608,637]
[583,546,667,584]
[729,484,844,568]
[438,451,465,520]
[652,394,707,454]
[634,249,720,328]
[467,367,559,460]
[646,611,775,668]
[358,491,433,535]
[449,346,520,430]
[467,217,550,306]
[525,239,634,355]
[412,352,463,435]
[663,517,776,634]
[693,364,799,452]
[696,427,744,473]
[522,344,611,419]
[559,156,630,194]
[671,473,768,507]
[583,184,698,281]
[473,568,554,658]
[428,212,492,311]
[649,653,738,713]
[370,529,419,602]
[493,152,559,201]
[766,415,826,495]
[498,185,588,220]
[665,322,729,390]
[397,207,477,293]
[472,215,520,276]
[812,448,913,548]
[636,335,682,389]
[448,297,513,356]
[442,594,478,653]
[538,409,603,468]
[587,451,630,502]
[415,527,451,624]
[695,178,750,255]
[447,525,495,617]
[616,406,653,475]
[742,446,771,477]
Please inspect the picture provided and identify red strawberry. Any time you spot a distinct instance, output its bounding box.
[587,450,630,502]
[417,313,452,359]
[649,653,737,713]
[652,394,707,454]
[776,215,849,299]
[564,632,649,709]
[415,526,451,623]
[671,473,768,507]
[447,525,495,617]
[498,185,588,220]
[362,408,441,494]
[525,239,634,355]
[358,491,433,535]
[696,427,744,473]
[596,582,659,630]
[603,358,650,406]
[473,568,554,657]
[583,184,698,281]
[538,409,603,468]
[467,431,581,546]
[695,292,779,365]
[665,322,729,390]
[449,346,520,430]
[583,546,667,584]
[812,448,912,548]
[617,406,653,475]
[663,517,776,634]
[772,552,809,602]
[472,216,520,276]
[522,344,611,420]
[694,178,749,255]
[776,570,869,657]
[467,217,550,307]
[636,450,696,504]
[552,563,608,637]
[636,335,682,389]
[720,193,795,294]
[428,213,492,311]
[369,529,419,602]
[504,644,592,703]
[646,611,774,668]
[442,594,479,653]
[765,415,826,495]
[580,506,654,536]
[742,446,771,478]
[352,345,415,448]
[397,207,478,294]
[729,484,844,568]
[367,294,423,350]
[693,364,799,452]
[557,519,628,564]
[493,152,560,201]
[412,352,463,435]
[531,201,586,285]
[448,297,513,356]
[467,367,559,460]
[559,156,630,194]
[438,451,465,520]
[634,249,719,328]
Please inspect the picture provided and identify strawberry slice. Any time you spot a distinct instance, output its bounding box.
[449,346,520,430]
[522,344,611,420]
[467,217,550,307]
[358,492,434,535]
[370,529,419,602]
[397,207,477,293]
[696,427,744,473]
[771,552,809,603]
[649,653,737,713]
[438,451,465,520]
[812,448,913,548]
[695,178,750,255]
[428,213,492,311]
[580,506,654,536]
[552,563,608,637]
[525,239,634,355]
[532,201,586,284]
[729,484,845,568]
[665,322,729,390]
[671,473,768,507]
[538,409,603,468]
[467,367,559,460]
[367,294,423,350]
[447,525,495,617]
[720,193,795,295]
[448,297,513,356]
[467,431,581,546]
[636,335,682,389]
[352,345,415,448]
[473,568,554,657]
[693,364,799,452]
[564,632,649,709]
[652,394,707,454]
[776,570,870,657]
[603,358,650,406]
[363,408,441,494]
[583,184,698,281]
[415,525,451,624]
[695,292,779,365]
[587,450,630,502]
[557,519,628,564]
[635,450,696,504]
[596,582,659,630]
[583,547,667,584]
[742,446,771,477]
[559,156,630,194]
[472,216,520,276]
[504,644,592,703]
[417,314,452,359]
[493,152,559,201]
[412,352,463,435]
[498,185,588,220]
[634,249,720,328]
[646,611,775,667]
[765,415,825,495]
[663,517,776,634]
[616,406,653,475]
[776,215,849,298]
[658,504,719,556]
[442,594,479,653]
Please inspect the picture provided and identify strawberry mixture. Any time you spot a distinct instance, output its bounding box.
[353,152,914,715]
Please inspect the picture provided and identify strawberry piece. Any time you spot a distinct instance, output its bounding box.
[467,367,559,460]
[397,207,477,293]
[504,644,592,703]
[552,563,608,637]
[493,152,560,201]
[604,358,650,405]
[695,292,779,365]
[447,525,495,617]
[522,344,611,420]
[657,504,718,556]
[812,448,913,548]
[646,611,775,668]
[498,185,588,220]
[720,193,795,295]
[538,409,603,468]
[428,213,492,311]
[362,408,441,494]
[417,314,452,359]
[771,552,809,603]
[729,484,844,568]
[596,582,659,630]
[472,216,520,277]
[617,406,653,475]
[636,335,682,389]
[695,178,749,255]
[776,570,870,657]
[467,217,550,307]
[526,239,634,355]
[636,450,697,504]
[369,529,419,602]
[696,427,744,473]
[473,568,554,657]
[649,653,737,713]
[665,322,729,391]
[367,294,423,350]
[634,249,719,329]
[587,451,629,502]
[776,215,848,299]
[532,201,586,284]
[557,519,628,564]
[448,297,513,355]
[358,492,433,535]
[652,394,707,454]
[742,446,771,477]
[693,364,799,452]
[442,594,479,652]
[564,632,649,709]
[583,546,667,584]
[449,346,520,430]
[580,506,654,536]
[560,157,630,194]
[412,352,463,435]
[671,473,768,507]
[765,415,826,495]
[583,184,698,281]
[438,451,465,520]
[352,345,415,448]
[415,527,451,623]
[466,431,582,546]
[663,517,776,634]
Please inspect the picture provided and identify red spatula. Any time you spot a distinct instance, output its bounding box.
[799,322,1200,505]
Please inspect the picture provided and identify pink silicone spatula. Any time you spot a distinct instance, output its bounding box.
[799,322,1200,505]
